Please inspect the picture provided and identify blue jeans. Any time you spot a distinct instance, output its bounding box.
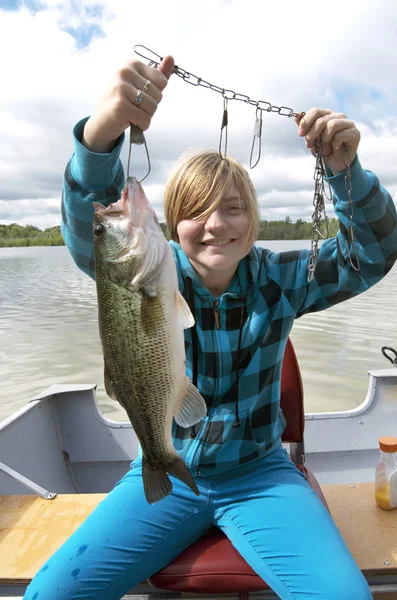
[24,446,371,600]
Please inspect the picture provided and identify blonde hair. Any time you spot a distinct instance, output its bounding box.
[164,150,259,243]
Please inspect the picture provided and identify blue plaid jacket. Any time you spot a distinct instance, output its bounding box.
[62,118,397,476]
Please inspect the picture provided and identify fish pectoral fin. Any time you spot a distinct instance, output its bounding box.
[175,291,195,329]
[104,366,117,401]
[141,293,161,336]
[174,378,207,428]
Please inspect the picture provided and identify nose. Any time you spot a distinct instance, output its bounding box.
[204,207,228,232]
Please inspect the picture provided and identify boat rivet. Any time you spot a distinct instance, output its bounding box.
[358,420,364,425]
[385,560,390,565]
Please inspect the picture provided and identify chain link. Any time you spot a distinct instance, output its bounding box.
[343,160,360,272]
[308,139,330,282]
[133,45,360,280]
[175,68,301,118]
[134,45,301,119]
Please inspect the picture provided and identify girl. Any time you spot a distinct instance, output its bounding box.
[25,55,397,599]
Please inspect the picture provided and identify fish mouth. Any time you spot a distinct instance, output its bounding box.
[93,178,157,232]
[93,197,126,218]
[92,178,162,265]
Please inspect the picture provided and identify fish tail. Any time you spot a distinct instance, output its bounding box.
[142,455,200,504]
[142,456,173,504]
[168,455,200,497]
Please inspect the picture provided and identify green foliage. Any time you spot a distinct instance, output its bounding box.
[0,224,65,247]
[161,216,339,242]
[257,216,339,240]
[0,217,340,247]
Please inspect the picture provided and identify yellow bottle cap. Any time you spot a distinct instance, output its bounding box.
[379,436,397,453]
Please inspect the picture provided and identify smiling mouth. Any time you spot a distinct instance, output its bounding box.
[201,239,234,246]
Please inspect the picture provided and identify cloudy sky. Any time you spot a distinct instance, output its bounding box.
[1,0,397,229]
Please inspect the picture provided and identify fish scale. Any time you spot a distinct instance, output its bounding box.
[97,276,173,465]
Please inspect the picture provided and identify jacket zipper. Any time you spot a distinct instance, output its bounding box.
[213,299,220,329]
[211,297,222,406]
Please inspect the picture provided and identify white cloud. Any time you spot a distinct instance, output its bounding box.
[0,0,396,228]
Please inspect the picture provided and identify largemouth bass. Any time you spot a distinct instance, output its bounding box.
[93,177,207,504]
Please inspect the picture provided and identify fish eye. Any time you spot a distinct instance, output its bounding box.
[93,224,105,238]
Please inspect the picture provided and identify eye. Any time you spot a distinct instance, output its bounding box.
[225,205,245,214]
[93,224,105,238]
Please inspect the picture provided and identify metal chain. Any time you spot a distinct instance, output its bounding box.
[343,157,360,273]
[308,142,360,281]
[133,45,359,279]
[308,139,331,282]
[134,45,302,120]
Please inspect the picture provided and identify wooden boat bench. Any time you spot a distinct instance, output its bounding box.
[1,485,397,598]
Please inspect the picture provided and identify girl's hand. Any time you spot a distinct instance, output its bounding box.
[295,108,361,175]
[83,55,175,153]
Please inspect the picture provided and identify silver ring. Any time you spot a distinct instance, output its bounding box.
[135,90,143,105]
[143,79,151,92]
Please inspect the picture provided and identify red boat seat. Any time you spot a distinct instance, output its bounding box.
[148,338,329,595]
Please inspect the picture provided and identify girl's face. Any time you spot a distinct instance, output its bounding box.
[176,184,254,294]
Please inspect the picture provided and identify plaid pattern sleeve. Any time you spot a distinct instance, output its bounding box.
[61,117,125,280]
[264,156,397,318]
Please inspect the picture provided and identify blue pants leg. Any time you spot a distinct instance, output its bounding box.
[23,459,211,600]
[213,446,372,600]
[24,447,372,600]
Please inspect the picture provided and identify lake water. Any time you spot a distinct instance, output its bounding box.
[0,243,396,422]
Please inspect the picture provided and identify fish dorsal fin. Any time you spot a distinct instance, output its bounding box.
[176,291,195,329]
[174,378,207,428]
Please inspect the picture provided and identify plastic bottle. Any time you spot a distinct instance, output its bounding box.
[375,436,397,511]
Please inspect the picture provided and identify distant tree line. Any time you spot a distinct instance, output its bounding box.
[0,217,340,247]
[160,218,340,242]
[0,224,64,247]
[258,217,340,241]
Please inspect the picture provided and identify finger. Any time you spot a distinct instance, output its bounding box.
[126,84,159,119]
[294,112,305,127]
[158,55,175,80]
[124,104,151,131]
[134,60,170,93]
[320,118,356,145]
[119,64,163,104]
[133,72,163,104]
[327,127,360,152]
[304,113,347,146]
[298,108,332,136]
